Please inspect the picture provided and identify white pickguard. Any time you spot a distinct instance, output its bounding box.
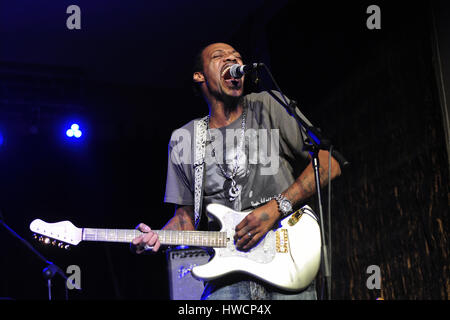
[191,203,322,292]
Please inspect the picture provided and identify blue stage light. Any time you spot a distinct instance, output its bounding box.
[74,130,82,138]
[66,129,74,137]
[66,123,82,138]
[0,132,4,146]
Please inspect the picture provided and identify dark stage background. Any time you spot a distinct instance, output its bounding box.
[0,1,448,300]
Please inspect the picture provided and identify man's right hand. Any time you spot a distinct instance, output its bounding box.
[131,223,161,254]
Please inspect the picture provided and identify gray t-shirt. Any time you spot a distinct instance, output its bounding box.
[164,91,310,222]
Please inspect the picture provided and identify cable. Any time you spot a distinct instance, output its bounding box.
[328,145,333,297]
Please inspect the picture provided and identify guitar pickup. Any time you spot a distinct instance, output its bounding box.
[275,229,288,253]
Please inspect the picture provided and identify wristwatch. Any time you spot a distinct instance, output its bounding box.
[274,194,293,218]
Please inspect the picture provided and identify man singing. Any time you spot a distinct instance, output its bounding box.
[132,42,341,300]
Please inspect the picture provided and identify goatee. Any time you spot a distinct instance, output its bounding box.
[222,94,244,120]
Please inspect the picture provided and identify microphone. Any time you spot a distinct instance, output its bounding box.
[229,63,262,78]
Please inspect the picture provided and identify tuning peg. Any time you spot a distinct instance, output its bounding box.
[43,237,51,245]
[51,240,57,246]
[38,236,44,243]
[33,233,38,240]
[64,244,70,250]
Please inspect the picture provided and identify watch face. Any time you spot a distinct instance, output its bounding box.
[280,199,292,213]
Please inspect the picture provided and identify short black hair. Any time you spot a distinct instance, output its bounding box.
[192,45,208,96]
[192,45,206,74]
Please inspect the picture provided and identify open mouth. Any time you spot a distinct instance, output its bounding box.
[221,64,241,87]
[221,64,234,80]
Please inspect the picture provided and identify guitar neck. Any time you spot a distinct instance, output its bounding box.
[82,228,228,248]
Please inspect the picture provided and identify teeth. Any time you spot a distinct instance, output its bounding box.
[221,65,232,77]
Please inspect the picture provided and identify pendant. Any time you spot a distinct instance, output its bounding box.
[228,180,242,201]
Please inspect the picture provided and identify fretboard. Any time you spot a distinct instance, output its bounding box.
[82,228,228,248]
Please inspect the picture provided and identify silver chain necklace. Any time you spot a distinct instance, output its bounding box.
[207,109,247,202]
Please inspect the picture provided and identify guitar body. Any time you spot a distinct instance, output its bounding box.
[192,203,322,292]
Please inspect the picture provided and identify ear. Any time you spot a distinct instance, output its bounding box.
[193,71,205,83]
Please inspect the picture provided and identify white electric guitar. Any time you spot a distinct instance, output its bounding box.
[29,203,321,292]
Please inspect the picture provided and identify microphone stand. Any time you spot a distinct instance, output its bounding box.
[258,63,350,300]
[0,210,69,300]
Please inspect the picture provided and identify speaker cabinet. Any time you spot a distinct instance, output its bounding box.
[166,247,210,300]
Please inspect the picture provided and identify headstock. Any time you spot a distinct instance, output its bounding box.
[30,219,82,250]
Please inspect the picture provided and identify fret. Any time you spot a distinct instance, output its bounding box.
[158,230,166,244]
[126,230,135,242]
[117,230,125,242]
[83,228,96,241]
[179,231,184,245]
[107,229,116,241]
[134,229,142,240]
[97,229,106,241]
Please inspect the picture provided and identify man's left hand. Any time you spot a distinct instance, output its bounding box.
[234,200,280,251]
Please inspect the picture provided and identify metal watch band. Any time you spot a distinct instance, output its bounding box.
[275,193,293,218]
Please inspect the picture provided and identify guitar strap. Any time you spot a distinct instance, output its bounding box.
[193,115,209,229]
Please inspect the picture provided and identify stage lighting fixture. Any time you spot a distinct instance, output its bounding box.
[66,123,82,138]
